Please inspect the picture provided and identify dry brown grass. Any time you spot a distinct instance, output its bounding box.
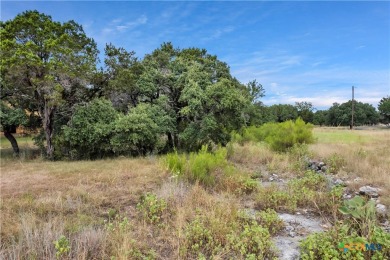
[311,128,390,206]
[0,157,168,258]
[1,127,388,259]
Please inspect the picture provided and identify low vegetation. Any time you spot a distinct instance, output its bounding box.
[1,127,389,259]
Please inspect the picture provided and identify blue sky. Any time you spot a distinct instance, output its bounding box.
[1,1,389,110]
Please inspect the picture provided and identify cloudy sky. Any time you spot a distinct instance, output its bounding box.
[2,1,389,109]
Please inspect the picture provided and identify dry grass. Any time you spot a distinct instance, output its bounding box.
[0,157,168,258]
[311,128,390,206]
[1,127,389,259]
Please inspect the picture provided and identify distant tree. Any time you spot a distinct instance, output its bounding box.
[0,11,98,159]
[327,100,379,126]
[0,102,27,155]
[378,96,390,125]
[312,110,328,126]
[295,101,314,123]
[268,104,299,123]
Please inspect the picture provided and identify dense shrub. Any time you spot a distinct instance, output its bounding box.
[62,99,119,159]
[110,104,169,156]
[239,118,314,152]
[61,100,171,159]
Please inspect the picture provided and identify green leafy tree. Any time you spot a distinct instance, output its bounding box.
[378,96,390,125]
[327,100,379,126]
[137,43,252,151]
[0,102,27,155]
[313,110,328,126]
[295,101,314,123]
[268,104,299,123]
[0,10,98,159]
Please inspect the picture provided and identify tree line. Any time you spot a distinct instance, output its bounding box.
[1,11,389,159]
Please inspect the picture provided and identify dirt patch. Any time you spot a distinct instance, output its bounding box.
[274,213,326,260]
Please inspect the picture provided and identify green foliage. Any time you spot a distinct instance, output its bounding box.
[257,171,327,212]
[136,193,168,224]
[165,146,228,187]
[165,150,187,175]
[313,110,328,126]
[238,177,259,194]
[300,223,390,259]
[378,96,390,124]
[187,146,227,186]
[1,10,98,158]
[60,100,172,159]
[182,217,218,258]
[62,99,118,159]
[105,215,131,233]
[239,118,314,152]
[228,221,276,259]
[0,102,27,130]
[325,153,346,173]
[257,209,285,235]
[110,104,161,155]
[295,101,314,123]
[327,100,379,126]
[53,235,70,259]
[268,104,299,123]
[339,196,376,238]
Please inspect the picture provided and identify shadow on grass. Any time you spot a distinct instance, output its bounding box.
[0,147,42,161]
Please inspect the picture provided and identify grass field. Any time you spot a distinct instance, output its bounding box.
[1,128,389,259]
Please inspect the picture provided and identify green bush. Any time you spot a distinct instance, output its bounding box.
[110,104,161,156]
[236,118,314,152]
[62,99,119,159]
[165,145,228,187]
[228,221,276,259]
[300,224,390,259]
[61,100,171,159]
[257,208,285,235]
[181,217,219,258]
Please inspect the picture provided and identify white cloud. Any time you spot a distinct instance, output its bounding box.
[228,50,389,109]
[102,15,148,35]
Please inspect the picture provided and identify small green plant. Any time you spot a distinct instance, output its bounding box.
[257,171,327,212]
[228,221,276,259]
[300,223,390,259]
[105,215,131,232]
[181,217,218,258]
[339,196,376,238]
[257,208,284,235]
[137,193,168,224]
[325,153,345,173]
[238,177,259,194]
[54,235,70,259]
[165,145,228,187]
[165,150,186,175]
[108,208,117,220]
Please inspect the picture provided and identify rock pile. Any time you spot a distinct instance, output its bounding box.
[306,159,327,173]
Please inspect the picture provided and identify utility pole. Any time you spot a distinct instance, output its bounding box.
[351,86,354,130]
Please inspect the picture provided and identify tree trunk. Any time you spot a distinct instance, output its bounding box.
[3,128,20,156]
[43,105,55,159]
